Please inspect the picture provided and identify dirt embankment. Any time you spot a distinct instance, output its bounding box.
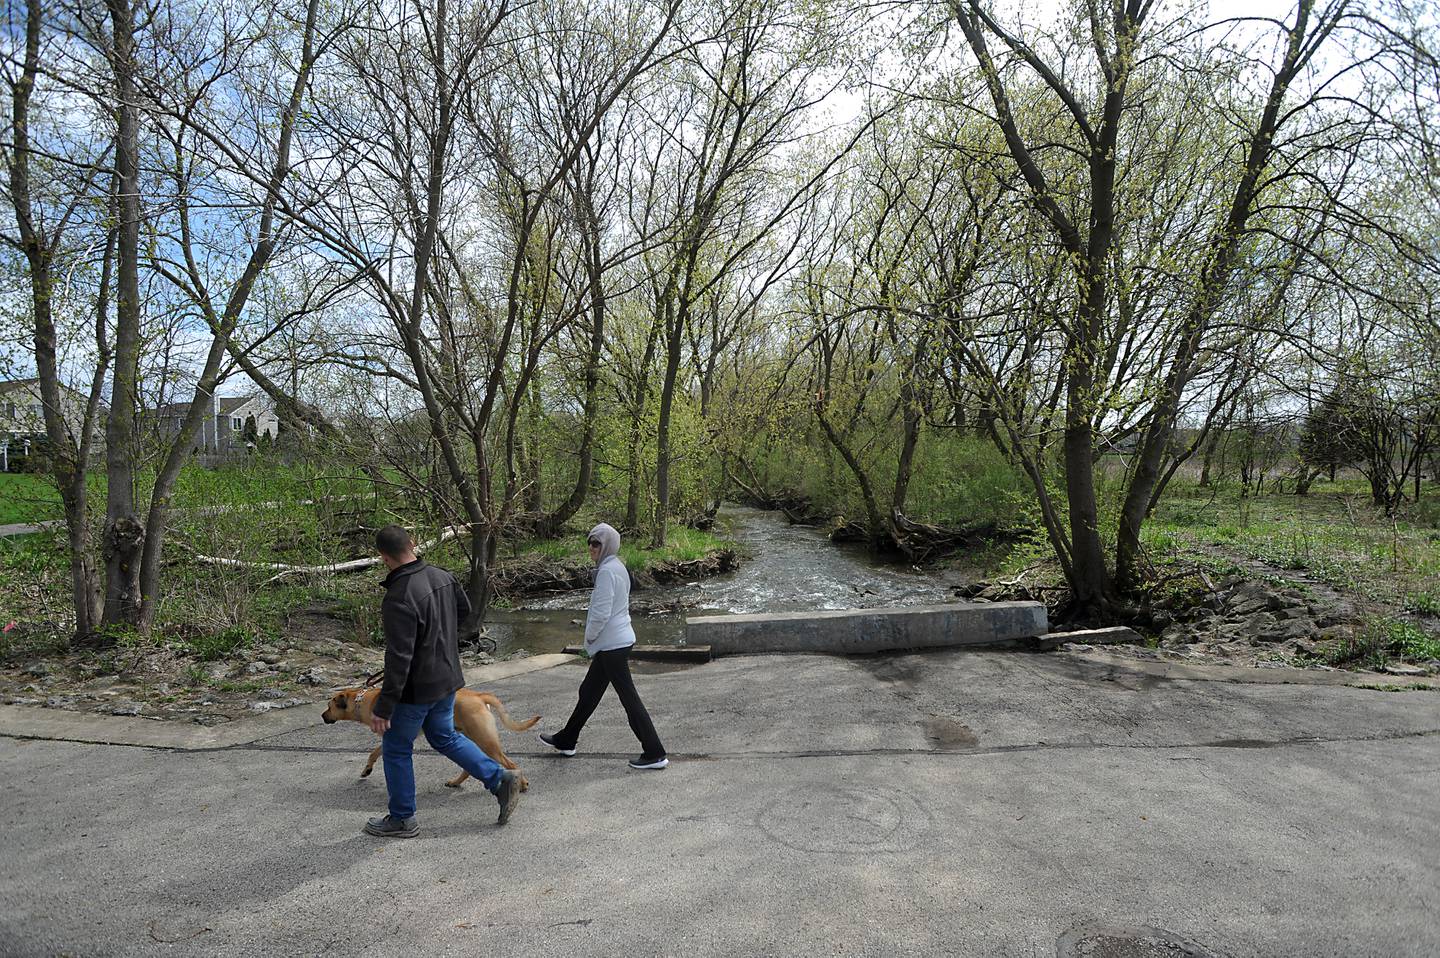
[0,548,741,726]
[961,565,1439,678]
[489,549,738,596]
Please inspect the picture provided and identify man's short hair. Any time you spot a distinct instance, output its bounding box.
[375,524,415,558]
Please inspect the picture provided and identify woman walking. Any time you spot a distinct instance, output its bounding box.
[540,523,668,770]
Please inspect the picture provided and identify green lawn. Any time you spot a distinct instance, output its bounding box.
[0,473,66,525]
[0,463,381,528]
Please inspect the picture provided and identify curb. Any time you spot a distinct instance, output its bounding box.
[0,653,576,750]
[1067,649,1440,689]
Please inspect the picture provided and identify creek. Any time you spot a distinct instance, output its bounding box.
[486,505,979,655]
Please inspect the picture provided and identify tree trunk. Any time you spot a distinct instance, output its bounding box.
[101,0,145,633]
[523,381,543,514]
[651,299,683,548]
[887,381,923,548]
[538,277,604,537]
[1062,398,1110,609]
[465,526,496,637]
[622,320,659,531]
[1198,429,1221,486]
[624,420,644,530]
[7,0,105,641]
[815,402,884,544]
[1113,0,1317,595]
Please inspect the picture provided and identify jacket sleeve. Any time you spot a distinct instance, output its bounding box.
[375,598,418,720]
[583,565,616,649]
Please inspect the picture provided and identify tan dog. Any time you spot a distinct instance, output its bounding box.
[321,687,538,791]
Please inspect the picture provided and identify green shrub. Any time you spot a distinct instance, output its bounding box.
[1330,617,1440,668]
[1406,496,1440,529]
[1325,628,1390,670]
[187,625,256,661]
[1386,620,1440,661]
[1146,531,1179,554]
[0,532,67,577]
[1404,591,1440,616]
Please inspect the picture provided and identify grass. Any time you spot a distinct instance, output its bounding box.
[1144,478,1440,608]
[1386,619,1440,661]
[8,453,1436,679]
[507,524,732,568]
[185,624,259,661]
[0,461,376,525]
[1323,617,1440,670]
[0,476,736,666]
[0,473,70,525]
[1404,590,1440,615]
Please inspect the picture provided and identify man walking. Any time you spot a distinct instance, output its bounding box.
[363,525,521,837]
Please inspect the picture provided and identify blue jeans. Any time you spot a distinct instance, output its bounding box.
[381,692,504,820]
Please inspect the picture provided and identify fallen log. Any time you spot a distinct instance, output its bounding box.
[489,555,594,595]
[185,525,466,585]
[634,549,739,587]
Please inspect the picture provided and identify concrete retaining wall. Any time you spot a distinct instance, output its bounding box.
[686,601,1048,657]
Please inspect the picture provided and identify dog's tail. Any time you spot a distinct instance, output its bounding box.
[481,693,541,732]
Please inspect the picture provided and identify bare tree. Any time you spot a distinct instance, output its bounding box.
[935,0,1429,611]
[2,0,113,640]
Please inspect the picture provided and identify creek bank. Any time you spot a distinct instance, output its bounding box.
[0,548,741,725]
[734,488,1016,563]
[960,570,1440,677]
[489,548,739,597]
[0,632,508,726]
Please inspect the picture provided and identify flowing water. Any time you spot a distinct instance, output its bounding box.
[486,505,974,655]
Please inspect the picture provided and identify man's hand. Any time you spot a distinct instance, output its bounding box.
[370,714,390,735]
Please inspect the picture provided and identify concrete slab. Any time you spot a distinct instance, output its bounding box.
[1032,625,1143,650]
[2,648,1437,957]
[1070,648,1440,689]
[687,600,1047,655]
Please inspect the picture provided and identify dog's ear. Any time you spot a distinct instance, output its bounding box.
[330,693,347,711]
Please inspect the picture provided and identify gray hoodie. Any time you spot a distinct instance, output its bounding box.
[584,523,635,654]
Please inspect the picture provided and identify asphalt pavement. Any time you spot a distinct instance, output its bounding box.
[1,648,1437,957]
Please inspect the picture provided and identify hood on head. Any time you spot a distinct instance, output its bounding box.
[588,522,621,566]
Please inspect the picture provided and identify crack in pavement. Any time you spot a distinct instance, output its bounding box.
[6,726,1437,757]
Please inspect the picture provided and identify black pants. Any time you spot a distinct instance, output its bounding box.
[557,647,665,759]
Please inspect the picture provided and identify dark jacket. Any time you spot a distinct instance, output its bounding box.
[374,559,470,720]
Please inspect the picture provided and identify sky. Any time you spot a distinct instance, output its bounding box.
[1,0,1424,399]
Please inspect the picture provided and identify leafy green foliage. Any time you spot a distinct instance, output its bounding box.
[1327,617,1440,669]
[185,625,257,661]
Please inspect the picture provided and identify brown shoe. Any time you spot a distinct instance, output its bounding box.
[495,771,521,825]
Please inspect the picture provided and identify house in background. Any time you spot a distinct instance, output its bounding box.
[0,378,95,472]
[150,393,279,460]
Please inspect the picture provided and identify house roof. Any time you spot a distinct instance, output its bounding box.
[218,396,259,414]
[151,394,266,417]
[0,378,88,399]
[0,378,42,396]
